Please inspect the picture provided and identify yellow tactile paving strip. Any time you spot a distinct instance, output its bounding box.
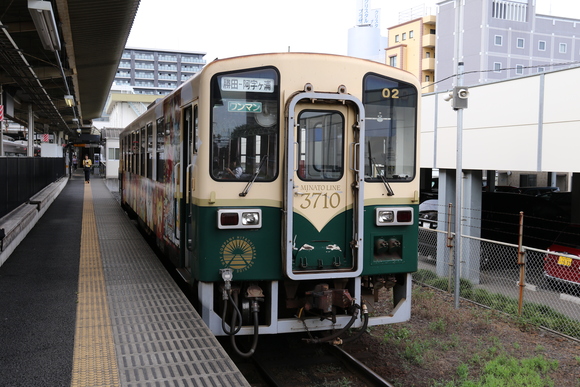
[70,184,121,387]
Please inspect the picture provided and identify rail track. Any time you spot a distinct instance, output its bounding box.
[326,345,394,387]
[223,334,395,387]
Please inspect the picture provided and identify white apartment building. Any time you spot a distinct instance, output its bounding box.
[114,47,206,95]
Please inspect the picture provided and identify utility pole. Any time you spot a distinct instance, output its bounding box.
[453,0,466,309]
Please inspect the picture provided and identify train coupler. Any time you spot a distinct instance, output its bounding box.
[305,284,354,313]
[246,284,264,299]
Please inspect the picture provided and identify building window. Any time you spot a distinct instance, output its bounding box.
[537,67,545,73]
[494,62,502,72]
[425,52,431,58]
[495,35,503,46]
[389,56,397,67]
[402,32,407,41]
[520,174,537,187]
[559,43,567,53]
[409,30,414,38]
[516,65,524,75]
[517,38,524,48]
[538,40,546,51]
[395,35,399,43]
[108,147,120,160]
[425,75,430,82]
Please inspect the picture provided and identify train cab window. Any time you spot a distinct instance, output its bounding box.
[297,110,344,181]
[363,74,418,182]
[146,123,153,179]
[210,67,279,181]
[156,117,165,182]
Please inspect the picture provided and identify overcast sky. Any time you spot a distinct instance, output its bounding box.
[126,0,580,61]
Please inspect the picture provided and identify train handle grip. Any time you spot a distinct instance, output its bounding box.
[349,142,360,173]
[186,163,193,203]
[293,142,299,172]
[172,162,181,242]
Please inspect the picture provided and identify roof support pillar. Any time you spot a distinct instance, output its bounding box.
[28,105,34,157]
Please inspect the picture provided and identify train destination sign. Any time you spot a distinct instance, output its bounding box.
[221,77,274,93]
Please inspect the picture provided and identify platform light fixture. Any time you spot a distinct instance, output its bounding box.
[28,0,61,51]
[64,94,74,107]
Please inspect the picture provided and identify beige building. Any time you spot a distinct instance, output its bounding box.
[385,15,436,93]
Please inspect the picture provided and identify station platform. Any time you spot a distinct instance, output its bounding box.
[0,170,249,387]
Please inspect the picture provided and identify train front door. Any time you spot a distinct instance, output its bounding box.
[285,92,365,280]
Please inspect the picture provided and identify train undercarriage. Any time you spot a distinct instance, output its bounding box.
[199,270,413,356]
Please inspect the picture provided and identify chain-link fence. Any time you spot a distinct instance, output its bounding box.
[415,211,580,340]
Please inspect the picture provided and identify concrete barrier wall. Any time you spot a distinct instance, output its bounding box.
[0,177,68,267]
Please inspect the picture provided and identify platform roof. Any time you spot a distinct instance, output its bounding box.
[0,0,140,136]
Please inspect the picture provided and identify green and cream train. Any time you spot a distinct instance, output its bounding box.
[119,53,419,356]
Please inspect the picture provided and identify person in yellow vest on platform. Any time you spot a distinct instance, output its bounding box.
[82,155,92,184]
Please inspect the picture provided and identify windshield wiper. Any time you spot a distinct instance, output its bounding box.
[367,141,394,196]
[239,156,268,197]
[371,157,394,196]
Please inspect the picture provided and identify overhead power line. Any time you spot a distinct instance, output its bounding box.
[423,60,580,89]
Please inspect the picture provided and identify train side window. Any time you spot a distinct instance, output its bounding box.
[156,117,165,182]
[183,105,196,155]
[125,135,129,173]
[126,134,129,172]
[120,136,125,171]
[146,123,153,179]
[210,67,279,182]
[140,126,146,176]
[131,130,138,174]
[363,74,418,182]
[193,105,198,153]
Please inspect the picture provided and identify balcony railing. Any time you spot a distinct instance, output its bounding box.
[422,57,435,71]
[422,34,436,48]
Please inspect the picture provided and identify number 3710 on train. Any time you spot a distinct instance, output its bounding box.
[120,53,420,355]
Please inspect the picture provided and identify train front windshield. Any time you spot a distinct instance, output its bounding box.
[363,74,418,182]
[210,67,279,181]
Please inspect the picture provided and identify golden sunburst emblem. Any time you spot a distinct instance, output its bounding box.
[219,237,256,272]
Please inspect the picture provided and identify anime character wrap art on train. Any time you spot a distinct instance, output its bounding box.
[120,53,419,356]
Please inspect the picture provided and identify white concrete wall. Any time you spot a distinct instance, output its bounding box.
[421,66,580,173]
[108,103,141,129]
[542,69,580,172]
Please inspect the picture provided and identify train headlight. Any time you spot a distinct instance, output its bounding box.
[242,212,260,226]
[377,210,394,223]
[218,209,262,229]
[375,207,414,226]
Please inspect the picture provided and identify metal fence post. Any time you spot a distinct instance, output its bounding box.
[517,211,526,316]
[447,203,454,294]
